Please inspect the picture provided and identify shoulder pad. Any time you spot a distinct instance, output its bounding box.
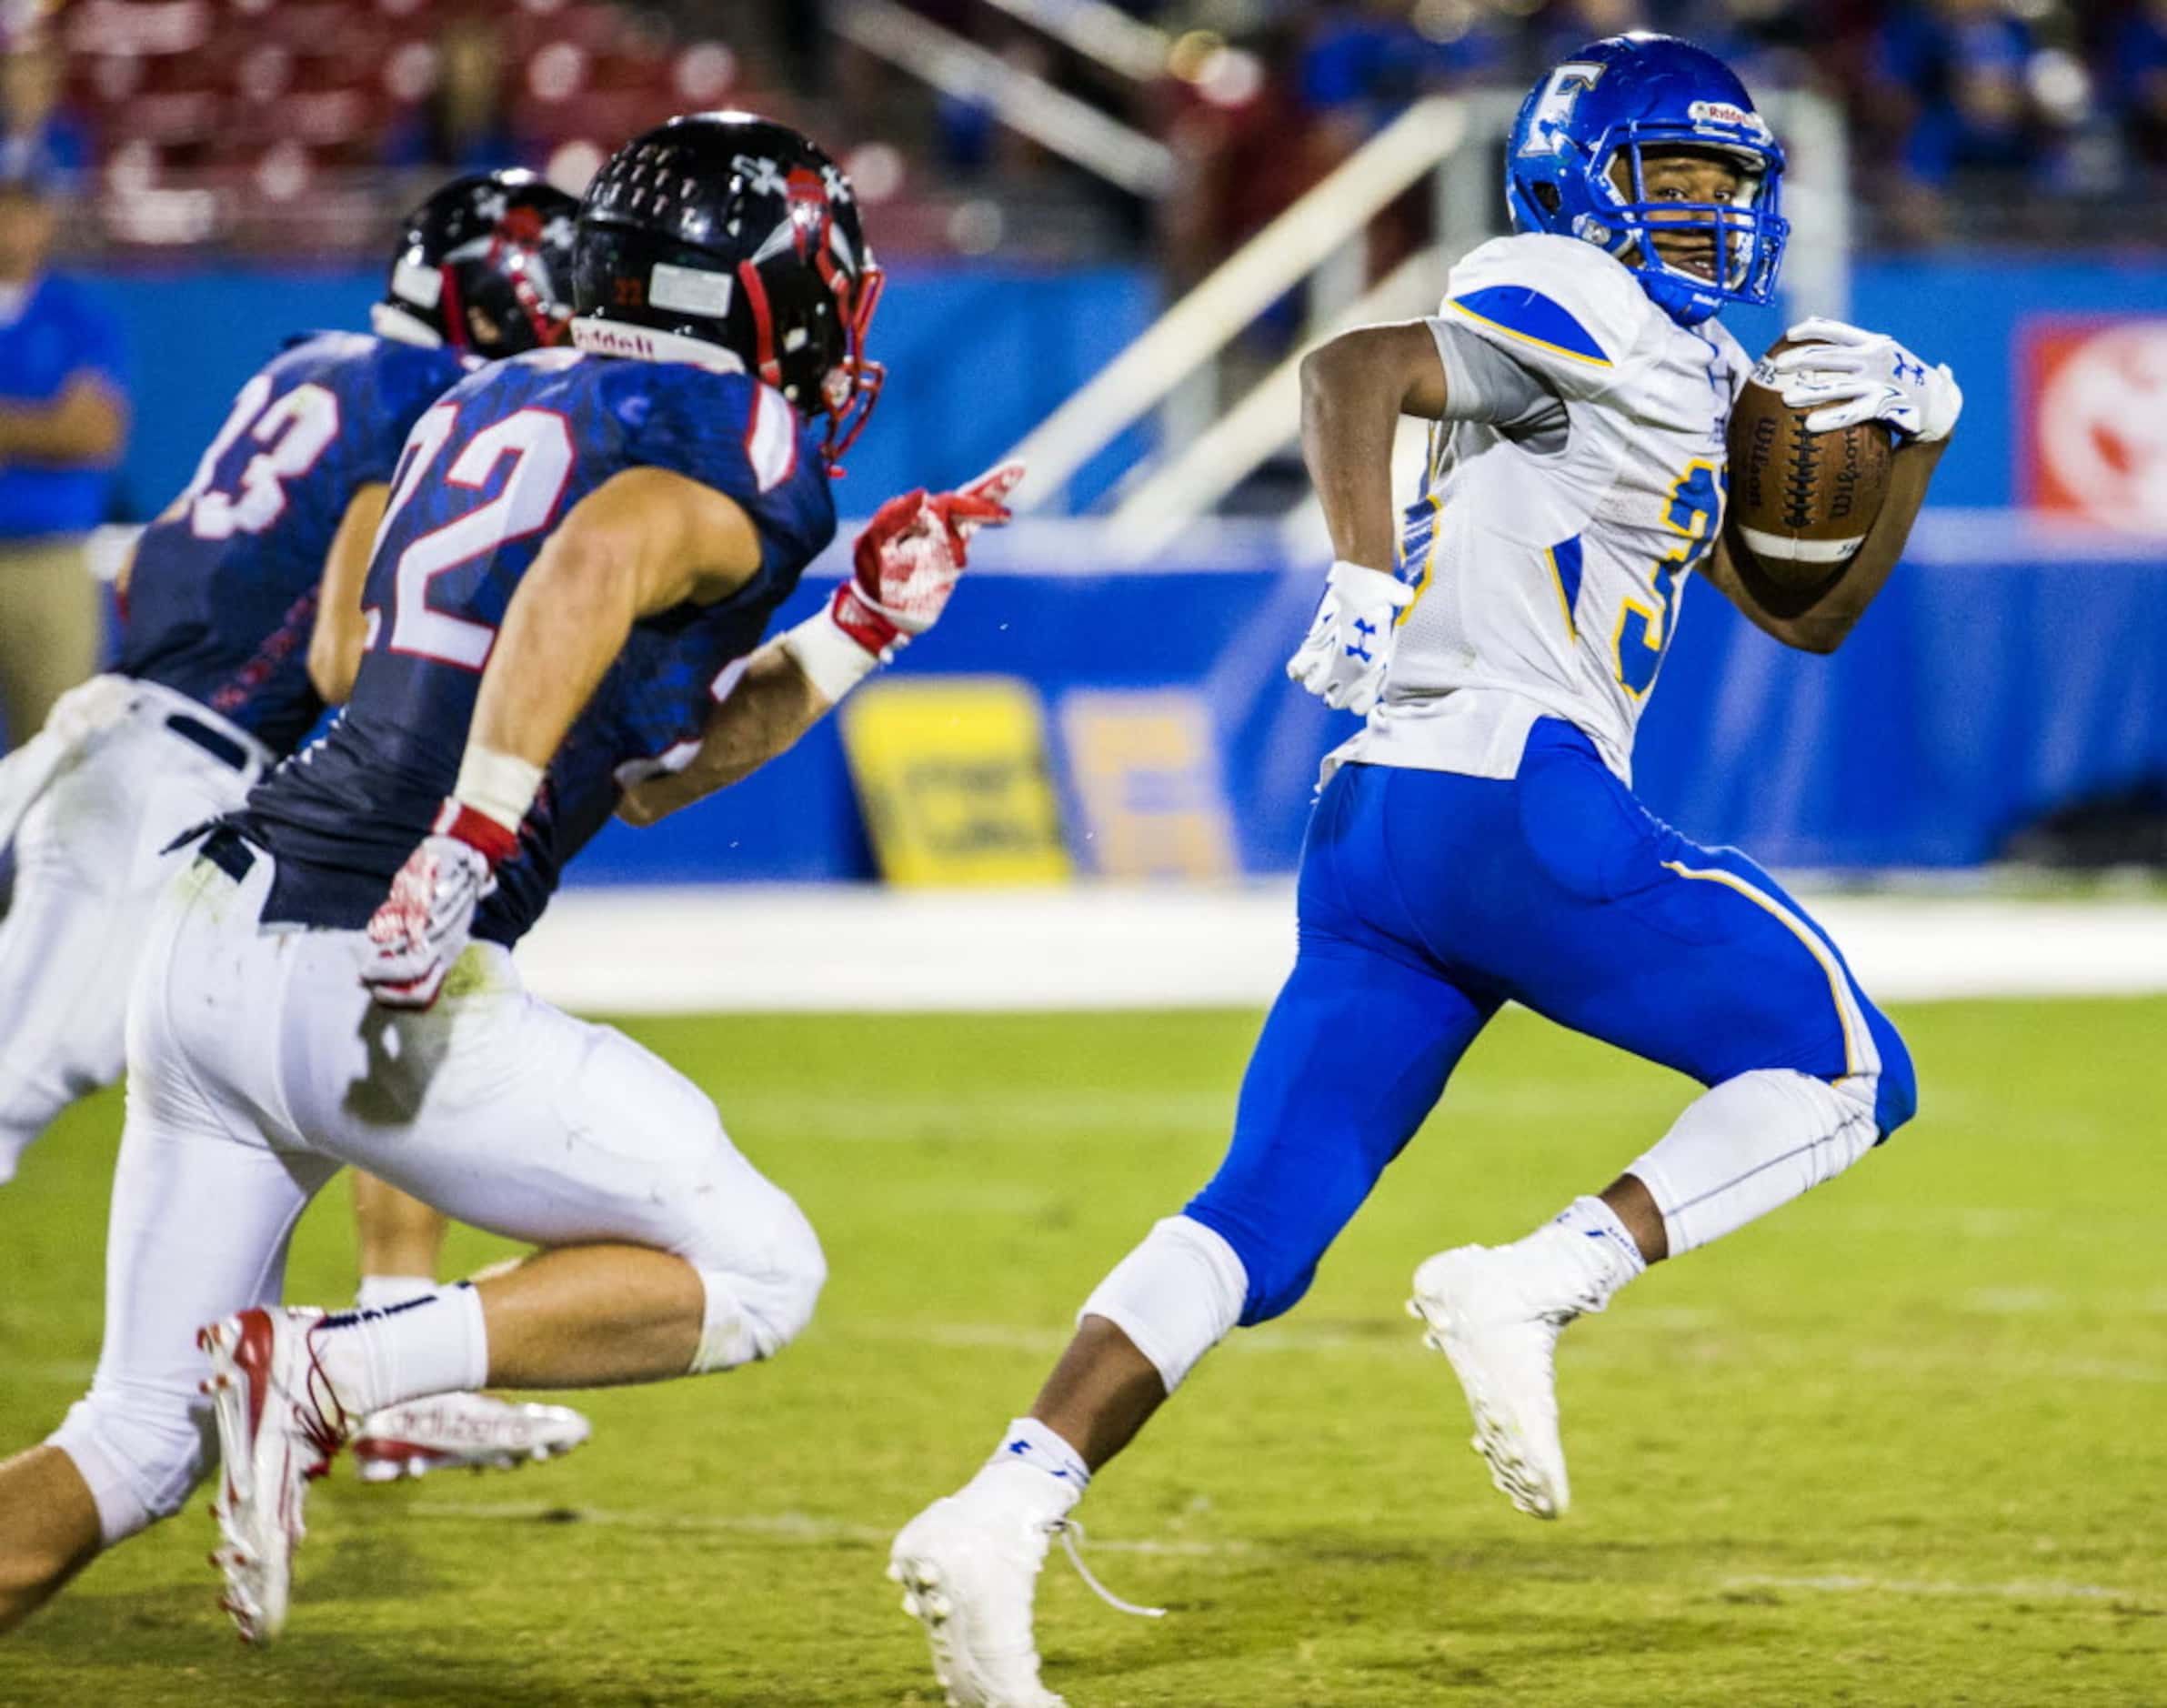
[1440,235,1656,383]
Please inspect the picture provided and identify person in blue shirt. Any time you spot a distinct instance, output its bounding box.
[0,142,126,752]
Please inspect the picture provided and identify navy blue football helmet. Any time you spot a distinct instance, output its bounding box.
[1506,33,1787,327]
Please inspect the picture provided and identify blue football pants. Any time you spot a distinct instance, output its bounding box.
[1185,719,1915,1325]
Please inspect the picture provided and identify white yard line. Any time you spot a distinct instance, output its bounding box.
[1722,1573,2152,1604]
[396,1502,2155,1607]
[401,1501,1249,1557]
[524,886,2167,1015]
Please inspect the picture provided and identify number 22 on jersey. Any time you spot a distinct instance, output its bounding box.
[372,401,577,670]
[1613,460,1723,698]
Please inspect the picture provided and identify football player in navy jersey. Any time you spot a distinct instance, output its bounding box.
[0,113,1018,1644]
[0,168,597,1481]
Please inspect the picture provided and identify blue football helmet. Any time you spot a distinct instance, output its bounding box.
[1505,33,1787,327]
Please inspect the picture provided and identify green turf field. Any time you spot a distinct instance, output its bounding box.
[3,998,2162,1706]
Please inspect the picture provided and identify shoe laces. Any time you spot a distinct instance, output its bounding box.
[1051,1520,1165,1621]
[296,1324,359,1479]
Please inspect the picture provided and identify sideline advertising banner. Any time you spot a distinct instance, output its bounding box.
[2021,316,2167,533]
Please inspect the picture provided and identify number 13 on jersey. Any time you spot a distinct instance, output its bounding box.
[1613,460,1723,698]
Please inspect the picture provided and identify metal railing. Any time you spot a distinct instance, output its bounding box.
[829,0,1175,198]
[999,87,1851,557]
[1002,95,1471,516]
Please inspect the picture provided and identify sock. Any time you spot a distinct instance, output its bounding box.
[355,1273,436,1312]
[1543,1194,1648,1306]
[962,1418,1088,1521]
[1626,1070,1878,1258]
[311,1281,489,1417]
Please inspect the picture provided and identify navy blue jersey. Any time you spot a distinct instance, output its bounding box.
[235,347,836,946]
[118,332,469,756]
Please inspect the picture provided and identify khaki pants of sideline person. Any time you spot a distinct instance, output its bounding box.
[0,536,101,751]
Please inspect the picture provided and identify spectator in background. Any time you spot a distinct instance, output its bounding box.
[2114,0,2167,170]
[385,11,535,174]
[1875,0,2048,186]
[0,29,91,184]
[1300,0,1500,126]
[0,145,126,753]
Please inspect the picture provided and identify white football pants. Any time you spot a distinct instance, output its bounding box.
[48,839,824,1545]
[0,678,269,1181]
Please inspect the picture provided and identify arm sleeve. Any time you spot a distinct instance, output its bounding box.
[1423,316,1563,434]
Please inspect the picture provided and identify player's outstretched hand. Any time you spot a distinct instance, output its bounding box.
[832,460,1025,659]
[1287,559,1413,718]
[361,804,517,1010]
[1771,318,1962,444]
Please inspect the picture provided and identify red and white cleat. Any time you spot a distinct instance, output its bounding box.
[351,1392,591,1483]
[196,1308,356,1644]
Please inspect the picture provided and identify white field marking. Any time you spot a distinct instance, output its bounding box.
[839,1321,2165,1389]
[1723,1574,2156,1606]
[401,1501,1254,1558]
[1851,1347,2167,1386]
[1964,1287,2065,1313]
[520,885,2167,1016]
[393,1504,2161,1609]
[848,1321,1420,1358]
[1829,1206,2038,1238]
[709,1079,1668,1143]
[842,1311,1721,1361]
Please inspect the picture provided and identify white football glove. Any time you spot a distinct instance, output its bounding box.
[1771,317,1963,444]
[1286,560,1413,717]
[361,803,517,1010]
[0,675,139,849]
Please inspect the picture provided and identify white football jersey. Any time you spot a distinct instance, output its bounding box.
[1329,232,1751,786]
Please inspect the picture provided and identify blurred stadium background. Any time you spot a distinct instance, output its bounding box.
[6,0,2165,1000]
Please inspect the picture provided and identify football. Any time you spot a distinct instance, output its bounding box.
[1726,337,1894,589]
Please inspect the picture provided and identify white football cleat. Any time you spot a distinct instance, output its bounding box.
[890,1491,1067,1708]
[197,1307,356,1643]
[352,1392,592,1483]
[1409,1242,1597,1521]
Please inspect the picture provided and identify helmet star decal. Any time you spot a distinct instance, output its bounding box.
[731,154,788,199]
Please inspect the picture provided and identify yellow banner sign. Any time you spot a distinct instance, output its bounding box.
[840,676,1072,887]
[1058,689,1238,880]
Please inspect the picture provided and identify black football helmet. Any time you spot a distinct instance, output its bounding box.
[573,112,885,470]
[378,169,578,358]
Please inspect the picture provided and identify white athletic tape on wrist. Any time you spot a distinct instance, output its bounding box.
[782,604,884,705]
[452,745,546,834]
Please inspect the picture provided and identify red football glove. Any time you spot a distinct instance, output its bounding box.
[361,801,519,1010]
[828,461,1026,659]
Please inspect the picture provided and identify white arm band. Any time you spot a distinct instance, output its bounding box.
[781,603,886,705]
[453,744,546,834]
